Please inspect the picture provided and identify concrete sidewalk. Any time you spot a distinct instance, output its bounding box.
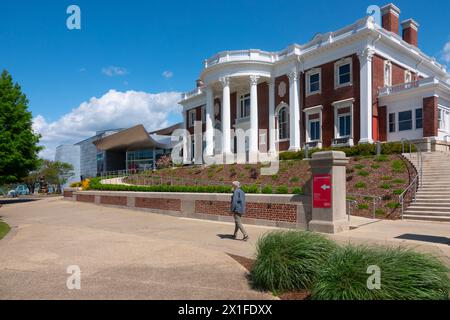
[0,198,276,300]
[0,197,449,299]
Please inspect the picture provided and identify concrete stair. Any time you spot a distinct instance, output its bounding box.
[403,151,450,222]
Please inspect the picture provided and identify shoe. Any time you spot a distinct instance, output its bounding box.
[232,234,237,240]
[242,235,249,241]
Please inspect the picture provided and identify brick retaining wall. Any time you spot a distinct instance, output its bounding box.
[136,197,181,211]
[63,189,311,229]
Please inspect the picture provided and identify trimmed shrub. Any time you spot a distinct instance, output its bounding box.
[391,160,406,173]
[290,176,300,183]
[312,245,450,300]
[375,209,386,216]
[275,185,289,194]
[354,164,365,170]
[381,176,392,181]
[379,183,392,190]
[371,164,380,169]
[386,202,401,209]
[291,187,304,195]
[375,155,389,162]
[241,184,259,194]
[70,182,82,188]
[358,170,370,177]
[261,185,273,194]
[355,182,367,189]
[357,204,369,210]
[251,231,338,293]
[392,178,406,184]
[393,189,404,195]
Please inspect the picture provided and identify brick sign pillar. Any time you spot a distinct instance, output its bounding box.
[308,151,349,233]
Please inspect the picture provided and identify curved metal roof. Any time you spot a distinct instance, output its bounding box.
[93,124,176,151]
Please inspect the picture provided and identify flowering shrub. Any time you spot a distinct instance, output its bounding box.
[81,179,90,190]
[156,155,172,169]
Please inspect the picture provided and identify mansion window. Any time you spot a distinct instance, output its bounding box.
[239,94,251,118]
[277,106,289,140]
[438,109,444,129]
[415,108,423,129]
[306,69,321,95]
[398,110,412,131]
[334,58,352,88]
[188,109,196,128]
[384,61,392,87]
[337,108,352,137]
[389,113,396,133]
[309,119,321,141]
[201,106,206,124]
[405,70,412,83]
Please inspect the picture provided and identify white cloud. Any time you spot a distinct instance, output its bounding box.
[443,41,450,64]
[162,70,174,79]
[33,89,182,159]
[101,66,129,77]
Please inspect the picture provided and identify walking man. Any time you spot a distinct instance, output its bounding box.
[230,181,249,241]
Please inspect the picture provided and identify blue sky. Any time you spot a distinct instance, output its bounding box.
[0,0,449,158]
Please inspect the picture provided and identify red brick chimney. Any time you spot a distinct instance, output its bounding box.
[401,19,419,47]
[381,3,401,34]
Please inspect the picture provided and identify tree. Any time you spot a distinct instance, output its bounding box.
[40,160,74,192]
[22,160,74,194]
[0,70,42,185]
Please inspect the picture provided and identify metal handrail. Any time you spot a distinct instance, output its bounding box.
[348,194,382,219]
[346,199,357,222]
[399,174,419,220]
[400,138,423,187]
[399,138,423,219]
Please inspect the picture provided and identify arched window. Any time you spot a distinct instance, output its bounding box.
[277,106,289,140]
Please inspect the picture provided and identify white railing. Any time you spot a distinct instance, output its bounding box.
[204,49,277,68]
[379,77,441,96]
[203,16,373,70]
[182,87,203,100]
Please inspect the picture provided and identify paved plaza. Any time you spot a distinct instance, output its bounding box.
[0,197,449,299]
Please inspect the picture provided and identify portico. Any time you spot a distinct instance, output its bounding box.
[201,69,302,163]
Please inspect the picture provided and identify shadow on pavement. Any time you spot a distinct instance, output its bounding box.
[395,233,450,246]
[0,198,42,205]
[217,234,236,240]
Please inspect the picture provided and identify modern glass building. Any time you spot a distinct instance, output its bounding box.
[55,123,181,187]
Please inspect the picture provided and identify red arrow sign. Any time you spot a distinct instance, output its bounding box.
[313,174,332,208]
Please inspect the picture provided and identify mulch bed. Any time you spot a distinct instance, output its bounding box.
[227,253,311,300]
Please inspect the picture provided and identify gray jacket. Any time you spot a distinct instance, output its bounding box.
[231,188,246,215]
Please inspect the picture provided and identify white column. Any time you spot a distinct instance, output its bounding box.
[358,48,374,144]
[182,111,190,164]
[220,77,232,156]
[288,71,301,151]
[249,75,260,162]
[205,86,214,156]
[268,79,276,154]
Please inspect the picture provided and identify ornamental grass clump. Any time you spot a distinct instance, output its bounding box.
[251,231,338,293]
[311,245,450,300]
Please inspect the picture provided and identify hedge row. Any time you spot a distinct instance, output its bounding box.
[280,142,416,161]
[87,178,303,195]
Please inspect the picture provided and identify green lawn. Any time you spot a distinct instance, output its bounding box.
[0,221,11,240]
